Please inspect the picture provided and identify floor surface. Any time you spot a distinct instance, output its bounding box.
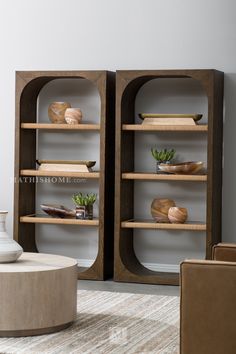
[78,279,180,296]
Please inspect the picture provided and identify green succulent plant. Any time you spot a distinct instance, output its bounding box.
[151,148,176,162]
[72,192,97,206]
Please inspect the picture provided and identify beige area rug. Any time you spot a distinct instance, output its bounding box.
[0,290,179,354]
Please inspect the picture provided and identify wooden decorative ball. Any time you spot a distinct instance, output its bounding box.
[168,207,188,224]
[48,102,71,124]
[151,198,176,223]
[65,108,83,125]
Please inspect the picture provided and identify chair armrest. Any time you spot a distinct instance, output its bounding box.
[180,260,236,354]
[213,243,236,262]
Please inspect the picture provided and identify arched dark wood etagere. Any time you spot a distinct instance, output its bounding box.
[114,69,224,285]
[14,71,115,280]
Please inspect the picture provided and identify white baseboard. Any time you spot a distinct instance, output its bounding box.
[143,262,179,273]
[76,259,179,273]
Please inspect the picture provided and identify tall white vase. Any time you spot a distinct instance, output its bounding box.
[0,211,23,263]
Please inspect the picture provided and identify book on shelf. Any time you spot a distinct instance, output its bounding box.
[38,163,92,173]
[142,117,196,126]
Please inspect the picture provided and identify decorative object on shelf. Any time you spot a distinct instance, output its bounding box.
[37,160,96,173]
[72,193,97,220]
[40,204,76,218]
[48,102,71,124]
[168,207,188,224]
[0,211,23,263]
[151,198,176,223]
[139,113,202,126]
[158,161,204,175]
[151,148,176,173]
[65,108,83,125]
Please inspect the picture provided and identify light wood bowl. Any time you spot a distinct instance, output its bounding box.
[159,161,204,175]
[151,198,176,223]
[168,207,188,224]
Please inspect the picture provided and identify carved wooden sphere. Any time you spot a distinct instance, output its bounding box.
[151,198,176,223]
[48,102,71,124]
[168,207,188,224]
[65,108,83,125]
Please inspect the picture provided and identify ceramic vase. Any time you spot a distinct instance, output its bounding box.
[156,161,170,174]
[75,205,93,220]
[48,102,71,124]
[0,211,23,263]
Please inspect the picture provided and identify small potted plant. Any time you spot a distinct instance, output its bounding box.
[72,192,97,220]
[151,148,176,173]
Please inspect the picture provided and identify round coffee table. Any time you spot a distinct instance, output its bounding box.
[0,252,78,337]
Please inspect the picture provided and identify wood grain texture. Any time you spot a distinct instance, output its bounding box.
[122,124,208,131]
[20,170,100,178]
[20,215,99,226]
[21,123,100,130]
[114,69,224,286]
[14,71,115,280]
[0,253,77,336]
[121,219,206,231]
[122,172,207,181]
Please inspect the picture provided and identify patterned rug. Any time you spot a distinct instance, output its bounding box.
[0,290,179,354]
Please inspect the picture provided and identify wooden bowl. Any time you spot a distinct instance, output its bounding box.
[41,204,76,218]
[151,198,176,223]
[158,161,204,175]
[65,108,83,125]
[48,102,71,124]
[138,113,203,122]
[168,207,188,224]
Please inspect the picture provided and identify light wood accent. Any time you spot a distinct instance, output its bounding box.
[121,219,207,231]
[122,172,207,181]
[20,215,99,226]
[122,124,208,131]
[20,169,100,178]
[0,253,77,336]
[21,123,100,130]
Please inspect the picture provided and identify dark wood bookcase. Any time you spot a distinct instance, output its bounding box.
[14,70,115,280]
[114,69,224,285]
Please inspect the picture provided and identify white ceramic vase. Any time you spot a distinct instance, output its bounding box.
[0,211,23,263]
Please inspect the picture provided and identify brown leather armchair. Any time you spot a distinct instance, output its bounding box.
[180,243,236,354]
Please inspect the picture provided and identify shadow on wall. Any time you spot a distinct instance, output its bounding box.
[222,73,236,242]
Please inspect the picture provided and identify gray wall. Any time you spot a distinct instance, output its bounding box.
[0,0,236,268]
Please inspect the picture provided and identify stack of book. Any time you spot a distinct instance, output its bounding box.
[36,160,96,173]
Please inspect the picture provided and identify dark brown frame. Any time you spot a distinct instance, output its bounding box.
[14,70,115,280]
[114,69,224,285]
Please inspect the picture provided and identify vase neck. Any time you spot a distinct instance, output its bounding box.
[0,212,7,232]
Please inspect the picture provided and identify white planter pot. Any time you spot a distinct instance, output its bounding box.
[0,211,23,263]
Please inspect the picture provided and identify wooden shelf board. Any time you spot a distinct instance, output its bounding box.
[21,123,100,131]
[20,214,99,226]
[122,124,208,132]
[121,219,207,231]
[122,172,207,181]
[20,170,100,178]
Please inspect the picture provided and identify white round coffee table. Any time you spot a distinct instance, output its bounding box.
[0,252,78,337]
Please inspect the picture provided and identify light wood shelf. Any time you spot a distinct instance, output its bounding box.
[20,215,99,226]
[122,172,207,181]
[122,124,208,132]
[121,219,207,231]
[21,123,100,131]
[20,170,100,179]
